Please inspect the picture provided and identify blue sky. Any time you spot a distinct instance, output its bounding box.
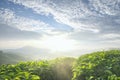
[0,0,120,55]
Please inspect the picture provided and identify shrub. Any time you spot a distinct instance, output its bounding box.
[72,50,120,80]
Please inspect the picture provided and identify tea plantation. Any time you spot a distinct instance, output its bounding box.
[0,50,120,80]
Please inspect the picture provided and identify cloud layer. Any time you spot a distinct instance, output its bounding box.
[9,0,120,33]
[0,8,54,32]
[0,0,120,50]
[0,23,40,40]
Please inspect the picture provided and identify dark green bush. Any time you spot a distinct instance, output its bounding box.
[72,50,120,80]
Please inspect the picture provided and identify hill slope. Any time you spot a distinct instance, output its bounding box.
[0,51,30,65]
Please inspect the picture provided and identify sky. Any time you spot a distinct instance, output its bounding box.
[0,0,120,56]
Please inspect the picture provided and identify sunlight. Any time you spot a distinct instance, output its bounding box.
[41,36,77,52]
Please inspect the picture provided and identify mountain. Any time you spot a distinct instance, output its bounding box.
[0,46,54,65]
[3,46,54,60]
[0,50,29,65]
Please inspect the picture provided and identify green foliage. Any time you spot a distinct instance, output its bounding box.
[0,63,40,80]
[50,57,76,80]
[72,50,120,80]
[0,57,75,80]
[1,50,120,80]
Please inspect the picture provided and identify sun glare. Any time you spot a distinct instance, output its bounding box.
[41,36,77,52]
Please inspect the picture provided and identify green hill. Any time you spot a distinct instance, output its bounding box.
[0,51,29,65]
[0,50,120,80]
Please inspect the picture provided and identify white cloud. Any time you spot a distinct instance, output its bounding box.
[7,0,97,32]
[9,0,120,33]
[89,0,120,15]
[4,0,119,35]
[0,8,54,32]
[101,33,120,39]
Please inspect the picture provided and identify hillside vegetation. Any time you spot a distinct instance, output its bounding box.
[0,50,120,80]
[0,51,29,65]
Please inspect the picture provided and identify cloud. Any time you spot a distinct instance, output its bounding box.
[0,8,54,32]
[101,33,120,39]
[8,0,120,49]
[0,23,41,40]
[89,0,120,15]
[0,0,120,50]
[8,0,98,32]
[9,0,120,33]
